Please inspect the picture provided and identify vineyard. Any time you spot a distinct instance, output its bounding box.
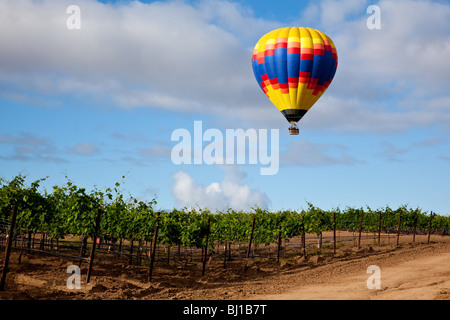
[1,174,449,296]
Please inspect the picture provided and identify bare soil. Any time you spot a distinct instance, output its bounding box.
[0,232,449,300]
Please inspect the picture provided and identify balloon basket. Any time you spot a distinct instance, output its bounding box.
[289,125,299,135]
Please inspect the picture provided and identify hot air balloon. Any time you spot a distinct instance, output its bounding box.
[252,27,338,135]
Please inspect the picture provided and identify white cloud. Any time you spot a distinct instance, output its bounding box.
[281,140,361,166]
[301,95,448,133]
[1,0,449,133]
[294,0,450,132]
[139,145,171,158]
[411,137,446,148]
[0,0,271,114]
[68,142,99,155]
[0,132,49,147]
[376,141,408,162]
[0,132,67,163]
[313,0,450,96]
[438,153,450,162]
[171,166,270,211]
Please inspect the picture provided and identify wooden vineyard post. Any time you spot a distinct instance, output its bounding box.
[138,239,143,266]
[148,212,160,282]
[301,215,306,260]
[333,211,336,254]
[0,205,17,291]
[377,211,382,246]
[358,210,363,250]
[129,239,134,265]
[78,236,88,267]
[412,216,417,243]
[202,218,210,276]
[244,217,256,272]
[27,232,32,254]
[396,210,402,247]
[86,208,102,284]
[427,211,434,243]
[18,230,25,264]
[318,232,322,253]
[276,225,281,263]
[223,242,227,268]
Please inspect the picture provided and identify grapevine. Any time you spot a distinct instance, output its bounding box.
[0,174,449,251]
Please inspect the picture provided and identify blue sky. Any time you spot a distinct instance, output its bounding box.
[1,0,449,215]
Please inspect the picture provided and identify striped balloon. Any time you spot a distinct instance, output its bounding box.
[252,27,338,128]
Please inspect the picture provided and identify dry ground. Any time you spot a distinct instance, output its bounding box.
[0,232,449,300]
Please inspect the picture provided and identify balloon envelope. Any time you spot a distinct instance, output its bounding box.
[252,27,338,126]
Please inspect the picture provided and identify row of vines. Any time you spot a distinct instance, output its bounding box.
[1,174,449,250]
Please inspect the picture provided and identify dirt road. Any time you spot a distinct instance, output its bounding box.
[252,241,450,300]
[255,251,449,300]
